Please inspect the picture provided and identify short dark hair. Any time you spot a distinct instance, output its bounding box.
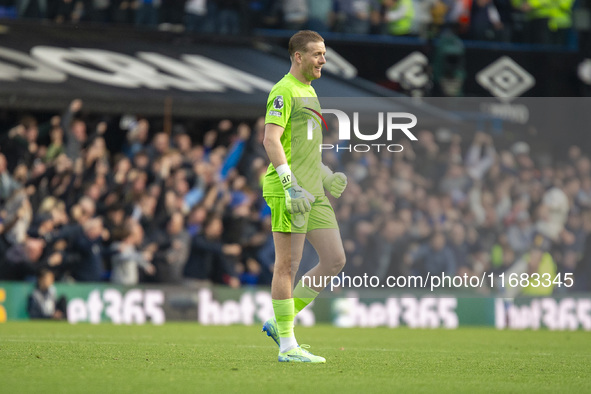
[288,30,324,59]
[111,222,133,242]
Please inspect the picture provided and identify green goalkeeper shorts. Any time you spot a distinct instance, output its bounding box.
[264,195,339,234]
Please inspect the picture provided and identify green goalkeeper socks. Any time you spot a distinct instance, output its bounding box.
[272,298,295,338]
[272,298,299,352]
[293,280,320,315]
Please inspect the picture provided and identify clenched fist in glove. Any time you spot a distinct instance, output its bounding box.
[321,163,347,198]
[322,172,347,198]
[278,167,315,214]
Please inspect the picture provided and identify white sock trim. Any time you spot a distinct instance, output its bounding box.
[279,336,299,353]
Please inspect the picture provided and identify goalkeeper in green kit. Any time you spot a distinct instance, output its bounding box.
[261,30,347,363]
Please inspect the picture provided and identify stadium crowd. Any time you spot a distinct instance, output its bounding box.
[0,0,579,45]
[0,99,590,294]
[0,100,274,289]
[329,129,591,294]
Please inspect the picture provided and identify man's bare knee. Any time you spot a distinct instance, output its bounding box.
[320,252,346,275]
[332,252,346,274]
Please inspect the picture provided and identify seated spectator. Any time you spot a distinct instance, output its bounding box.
[27,269,66,320]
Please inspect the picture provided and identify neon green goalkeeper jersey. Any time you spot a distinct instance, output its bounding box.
[263,73,324,197]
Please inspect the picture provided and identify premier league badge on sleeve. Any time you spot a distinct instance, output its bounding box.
[273,96,284,110]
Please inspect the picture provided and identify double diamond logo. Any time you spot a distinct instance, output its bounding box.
[476,56,535,102]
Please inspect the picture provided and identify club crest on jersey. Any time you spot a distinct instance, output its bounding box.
[273,96,284,110]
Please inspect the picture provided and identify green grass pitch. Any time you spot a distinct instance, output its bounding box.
[1,322,590,393]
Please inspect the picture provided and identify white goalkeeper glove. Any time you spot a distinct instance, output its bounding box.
[321,163,347,198]
[277,165,315,214]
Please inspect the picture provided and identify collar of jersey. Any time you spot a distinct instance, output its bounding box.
[287,73,313,88]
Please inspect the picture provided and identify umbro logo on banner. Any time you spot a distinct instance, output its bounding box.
[476,56,535,102]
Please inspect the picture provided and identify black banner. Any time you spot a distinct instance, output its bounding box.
[259,32,588,98]
[0,21,405,118]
